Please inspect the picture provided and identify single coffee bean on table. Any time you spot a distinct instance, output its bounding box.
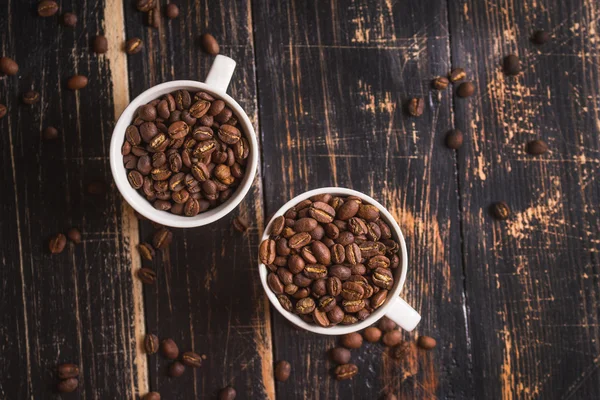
[67,75,88,90]
[378,316,397,332]
[137,268,157,284]
[449,67,466,82]
[341,332,363,349]
[93,36,108,54]
[58,363,79,379]
[491,201,511,220]
[274,360,291,382]
[526,139,548,155]
[432,76,449,90]
[160,338,179,359]
[67,228,82,244]
[168,361,186,377]
[22,90,40,105]
[61,12,77,27]
[125,38,144,54]
[38,0,59,17]
[138,242,155,261]
[200,33,220,55]
[49,233,67,254]
[143,392,161,400]
[57,378,78,393]
[0,57,19,75]
[503,54,520,76]
[182,351,202,368]
[445,129,464,149]
[144,333,159,354]
[334,364,358,380]
[0,104,7,119]
[166,3,179,19]
[153,227,173,249]
[43,126,59,140]
[417,335,437,350]
[382,330,402,347]
[219,386,236,400]
[457,82,475,98]
[330,347,351,364]
[407,98,425,117]
[363,326,382,343]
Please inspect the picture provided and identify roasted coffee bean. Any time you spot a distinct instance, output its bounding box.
[446,129,464,149]
[457,81,475,98]
[526,139,548,155]
[138,242,155,261]
[267,273,284,294]
[67,75,88,90]
[38,0,59,17]
[330,244,345,264]
[311,241,331,265]
[504,54,520,76]
[277,294,293,311]
[259,239,276,264]
[325,223,340,239]
[334,364,358,380]
[289,232,312,249]
[341,281,364,300]
[327,306,344,324]
[154,200,171,211]
[143,392,161,400]
[201,33,220,55]
[93,36,108,54]
[169,361,186,377]
[304,264,327,279]
[358,205,379,221]
[125,38,144,54]
[294,217,317,232]
[330,347,351,364]
[491,201,510,220]
[128,170,144,189]
[275,360,291,382]
[137,268,156,284]
[348,217,368,236]
[182,351,202,368]
[0,57,19,75]
[153,227,173,249]
[372,267,394,289]
[449,67,466,82]
[144,333,159,354]
[219,386,236,400]
[57,378,79,393]
[382,330,402,347]
[532,30,550,45]
[232,216,248,232]
[43,126,59,140]
[392,341,411,360]
[218,124,241,144]
[49,233,67,254]
[326,276,342,296]
[66,228,82,244]
[341,332,363,349]
[58,364,80,379]
[318,295,336,312]
[184,198,200,216]
[0,104,6,119]
[417,335,437,350]
[379,316,397,332]
[345,243,362,265]
[313,309,330,327]
[61,12,77,27]
[295,297,316,314]
[370,289,388,309]
[136,0,155,12]
[342,299,365,313]
[309,202,335,223]
[363,327,382,343]
[166,3,180,19]
[432,76,450,90]
[161,338,179,359]
[277,268,294,286]
[22,90,40,105]
[407,97,425,117]
[368,255,390,269]
[336,200,359,220]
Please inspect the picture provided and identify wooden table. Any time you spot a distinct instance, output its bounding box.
[1,0,599,399]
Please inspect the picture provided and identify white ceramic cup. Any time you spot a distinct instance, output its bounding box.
[259,187,421,335]
[110,55,259,228]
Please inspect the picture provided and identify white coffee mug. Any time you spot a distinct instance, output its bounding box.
[110,55,259,228]
[258,187,421,335]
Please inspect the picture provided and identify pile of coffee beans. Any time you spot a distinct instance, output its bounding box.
[260,194,401,328]
[122,90,249,216]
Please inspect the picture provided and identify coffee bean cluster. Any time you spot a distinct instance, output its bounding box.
[122,90,249,216]
[260,194,401,328]
[56,363,80,393]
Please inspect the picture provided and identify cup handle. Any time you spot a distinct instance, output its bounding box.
[384,297,421,332]
[205,55,237,92]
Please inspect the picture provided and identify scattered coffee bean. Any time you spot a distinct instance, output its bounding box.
[38,0,59,17]
[219,386,236,400]
[137,268,157,284]
[491,201,510,220]
[274,360,291,382]
[363,327,382,343]
[417,335,437,350]
[57,378,78,393]
[136,0,155,12]
[200,33,220,55]
[382,330,402,347]
[49,233,67,254]
[166,3,179,19]
[144,333,159,354]
[334,364,358,380]
[143,392,161,400]
[232,216,249,232]
[182,351,202,368]
[378,317,397,332]
[93,36,108,54]
[391,340,411,360]
[61,12,77,27]
[445,129,464,149]
[58,364,79,379]
[0,104,7,119]
[330,347,351,364]
[22,90,40,105]
[0,57,19,75]
[526,139,548,155]
[160,338,179,359]
[432,76,449,90]
[449,68,466,82]
[87,180,107,195]
[153,227,173,249]
[457,82,475,98]
[341,332,363,349]
[168,361,186,377]
[532,30,550,45]
[125,38,144,54]
[67,75,88,90]
[67,228,81,244]
[503,54,520,76]
[138,242,155,261]
[407,98,425,117]
[43,126,59,140]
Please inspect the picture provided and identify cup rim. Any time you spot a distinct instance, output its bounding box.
[110,80,259,228]
[258,187,409,335]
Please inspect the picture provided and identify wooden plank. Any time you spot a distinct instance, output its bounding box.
[448,0,600,398]
[122,1,274,398]
[254,0,472,398]
[0,0,141,398]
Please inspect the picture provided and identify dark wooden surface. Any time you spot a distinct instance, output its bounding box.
[0,0,598,399]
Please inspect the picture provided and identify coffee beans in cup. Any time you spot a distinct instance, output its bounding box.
[260,194,401,328]
[121,89,249,216]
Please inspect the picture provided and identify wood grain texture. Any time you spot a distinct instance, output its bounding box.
[254,0,471,398]
[122,1,274,399]
[449,0,600,398]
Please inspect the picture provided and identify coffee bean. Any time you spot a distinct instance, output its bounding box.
[57,378,78,393]
[457,81,475,98]
[503,54,520,76]
[294,217,318,232]
[313,308,330,327]
[169,361,186,377]
[58,363,79,379]
[0,104,6,119]
[378,317,396,332]
[391,341,411,360]
[432,76,450,90]
[382,330,402,347]
[166,3,180,19]
[309,202,335,223]
[345,243,361,265]
[38,1,59,17]
[370,289,388,309]
[22,90,40,105]
[532,30,550,45]
[200,33,220,55]
[160,338,179,359]
[93,36,108,54]
[61,12,77,27]
[372,267,394,289]
[67,228,82,244]
[137,242,155,261]
[526,139,547,155]
[288,232,311,249]
[144,333,159,354]
[137,268,156,284]
[67,75,88,90]
[219,386,236,400]
[407,98,425,117]
[136,0,155,12]
[491,201,510,220]
[49,233,67,254]
[341,281,364,301]
[126,38,144,54]
[329,347,351,364]
[417,335,437,350]
[336,200,359,221]
[449,68,466,82]
[153,227,173,249]
[143,392,161,400]
[446,129,464,149]
[271,360,291,382]
[260,239,276,265]
[182,351,202,368]
[334,364,358,380]
[363,327,382,343]
[341,332,363,349]
[43,126,59,140]
[296,297,316,314]
[327,306,344,324]
[0,57,19,75]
